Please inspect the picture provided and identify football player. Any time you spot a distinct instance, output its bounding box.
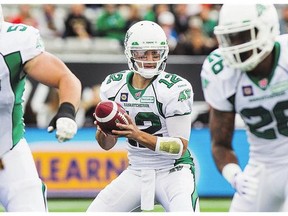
[87,20,200,212]
[201,4,288,211]
[0,5,81,211]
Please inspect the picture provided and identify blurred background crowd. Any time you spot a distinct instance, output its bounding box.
[2,4,221,55]
[3,4,288,55]
[2,4,288,129]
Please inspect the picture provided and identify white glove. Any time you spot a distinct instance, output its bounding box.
[48,117,77,142]
[47,102,77,142]
[231,171,259,202]
[222,163,259,202]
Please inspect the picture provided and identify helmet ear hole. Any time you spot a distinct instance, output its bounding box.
[130,57,137,70]
[255,28,259,37]
[130,57,135,64]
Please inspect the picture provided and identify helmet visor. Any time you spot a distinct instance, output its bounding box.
[131,49,166,62]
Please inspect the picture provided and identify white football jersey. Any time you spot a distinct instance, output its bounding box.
[201,34,288,164]
[0,22,44,156]
[100,70,195,169]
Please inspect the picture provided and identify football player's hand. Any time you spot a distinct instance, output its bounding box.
[48,102,77,142]
[113,113,140,139]
[231,171,259,202]
[93,112,108,137]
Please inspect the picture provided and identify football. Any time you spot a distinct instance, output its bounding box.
[94,100,128,134]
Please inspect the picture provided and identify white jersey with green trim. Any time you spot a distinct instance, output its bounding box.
[0,22,44,156]
[201,34,288,164]
[100,70,194,169]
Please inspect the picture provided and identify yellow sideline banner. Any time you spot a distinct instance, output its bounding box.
[33,150,128,192]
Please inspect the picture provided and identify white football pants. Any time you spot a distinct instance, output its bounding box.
[87,164,200,212]
[0,139,47,212]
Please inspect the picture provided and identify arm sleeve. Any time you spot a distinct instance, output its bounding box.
[166,115,192,141]
[163,79,193,140]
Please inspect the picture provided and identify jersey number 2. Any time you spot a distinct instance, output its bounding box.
[128,112,161,148]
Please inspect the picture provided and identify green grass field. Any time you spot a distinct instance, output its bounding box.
[0,197,231,212]
[48,197,232,212]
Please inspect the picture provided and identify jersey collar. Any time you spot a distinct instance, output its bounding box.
[247,41,280,90]
[126,71,157,100]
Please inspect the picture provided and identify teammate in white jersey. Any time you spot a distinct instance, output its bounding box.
[0,5,81,211]
[201,4,288,211]
[87,20,199,212]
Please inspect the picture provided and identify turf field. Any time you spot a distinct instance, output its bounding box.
[0,197,232,212]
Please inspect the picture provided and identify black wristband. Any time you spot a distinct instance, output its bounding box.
[57,102,76,120]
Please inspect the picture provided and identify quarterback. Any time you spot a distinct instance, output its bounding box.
[0,5,81,211]
[201,4,288,211]
[87,21,199,212]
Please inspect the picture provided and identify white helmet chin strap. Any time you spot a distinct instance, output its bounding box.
[135,68,160,79]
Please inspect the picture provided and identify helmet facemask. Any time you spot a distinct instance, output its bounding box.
[126,48,168,79]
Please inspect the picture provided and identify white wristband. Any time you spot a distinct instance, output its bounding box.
[222,163,242,185]
[155,137,183,159]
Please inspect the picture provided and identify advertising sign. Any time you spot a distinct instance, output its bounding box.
[26,128,249,197]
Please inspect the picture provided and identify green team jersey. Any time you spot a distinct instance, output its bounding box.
[201,35,288,164]
[0,22,44,156]
[100,70,195,170]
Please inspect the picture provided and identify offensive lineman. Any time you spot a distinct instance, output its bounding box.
[87,21,199,212]
[201,4,288,211]
[0,5,81,211]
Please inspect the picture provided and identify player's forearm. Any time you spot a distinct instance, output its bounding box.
[96,131,117,150]
[213,144,243,187]
[210,108,237,172]
[135,131,158,151]
[58,73,82,110]
[212,144,238,172]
